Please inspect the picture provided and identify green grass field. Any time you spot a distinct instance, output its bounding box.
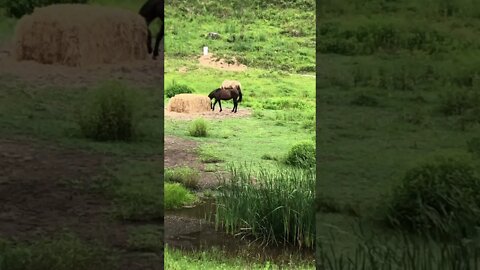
[164,0,315,268]
[317,0,480,268]
[0,1,163,269]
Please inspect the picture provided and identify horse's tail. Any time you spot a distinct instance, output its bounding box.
[238,87,243,102]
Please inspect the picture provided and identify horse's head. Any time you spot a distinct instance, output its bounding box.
[208,88,220,109]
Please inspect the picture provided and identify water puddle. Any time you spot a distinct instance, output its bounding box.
[165,199,314,264]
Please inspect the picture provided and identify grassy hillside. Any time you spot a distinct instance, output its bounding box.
[317,0,480,268]
[164,0,315,268]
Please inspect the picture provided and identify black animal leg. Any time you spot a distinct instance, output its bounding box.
[219,100,222,112]
[153,22,164,60]
[232,98,237,113]
[212,99,217,111]
[147,28,153,54]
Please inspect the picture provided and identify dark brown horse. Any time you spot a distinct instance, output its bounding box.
[139,0,164,60]
[208,87,243,113]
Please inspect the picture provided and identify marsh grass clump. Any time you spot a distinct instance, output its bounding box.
[166,81,194,98]
[317,226,480,270]
[188,118,208,137]
[78,81,138,142]
[0,232,115,270]
[164,182,197,210]
[384,156,480,235]
[165,166,200,189]
[216,164,315,248]
[285,141,316,168]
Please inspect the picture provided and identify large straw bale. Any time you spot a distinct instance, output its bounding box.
[14,4,148,67]
[167,94,211,113]
[221,79,241,90]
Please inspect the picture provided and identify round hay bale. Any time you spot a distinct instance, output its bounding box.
[167,94,211,113]
[14,4,148,67]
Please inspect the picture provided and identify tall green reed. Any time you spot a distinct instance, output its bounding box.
[215,164,315,249]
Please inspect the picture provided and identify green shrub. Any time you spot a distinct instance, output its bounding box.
[165,167,200,189]
[285,141,316,168]
[78,82,138,142]
[165,81,194,98]
[188,118,208,137]
[164,183,196,210]
[385,156,480,235]
[2,0,88,18]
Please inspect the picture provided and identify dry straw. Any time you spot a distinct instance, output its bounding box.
[14,4,148,67]
[167,94,211,113]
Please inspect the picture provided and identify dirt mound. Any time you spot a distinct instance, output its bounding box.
[165,108,252,120]
[167,94,211,113]
[198,53,247,72]
[15,4,147,67]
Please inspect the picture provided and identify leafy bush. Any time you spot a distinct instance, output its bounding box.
[385,156,480,235]
[188,118,208,137]
[165,167,200,189]
[165,81,194,98]
[285,141,316,168]
[164,183,196,210]
[78,82,138,142]
[2,0,88,18]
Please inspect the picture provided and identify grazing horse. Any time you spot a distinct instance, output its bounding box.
[208,86,243,113]
[139,0,164,60]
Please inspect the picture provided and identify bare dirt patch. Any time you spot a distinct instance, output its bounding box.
[165,107,252,120]
[198,53,247,72]
[164,136,220,189]
[0,41,163,88]
[0,138,162,270]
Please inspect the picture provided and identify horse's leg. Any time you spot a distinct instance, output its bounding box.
[219,100,222,112]
[212,99,217,111]
[153,19,164,60]
[232,97,237,113]
[147,28,153,54]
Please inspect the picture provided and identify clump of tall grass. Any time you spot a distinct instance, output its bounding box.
[285,141,316,168]
[165,166,200,189]
[215,164,315,248]
[188,118,208,137]
[164,182,197,210]
[384,155,480,236]
[77,81,138,142]
[317,225,480,270]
